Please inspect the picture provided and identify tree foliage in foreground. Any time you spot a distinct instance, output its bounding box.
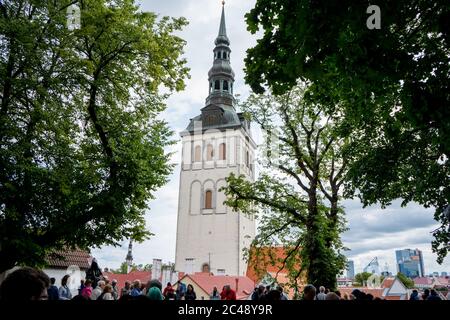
[0,0,189,273]
[244,0,450,263]
[223,85,347,290]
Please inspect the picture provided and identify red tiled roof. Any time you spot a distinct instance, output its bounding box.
[414,277,433,285]
[339,288,385,299]
[381,278,395,288]
[246,246,303,284]
[181,273,255,300]
[46,249,92,270]
[103,271,152,291]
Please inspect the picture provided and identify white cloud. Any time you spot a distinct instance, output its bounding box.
[93,0,450,275]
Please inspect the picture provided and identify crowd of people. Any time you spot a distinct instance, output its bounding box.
[1,264,449,301]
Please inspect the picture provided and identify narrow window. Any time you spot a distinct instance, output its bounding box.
[194,146,201,162]
[246,150,249,167]
[205,190,212,209]
[206,144,214,161]
[219,143,226,160]
[223,52,227,59]
[217,51,222,59]
[214,80,220,90]
[223,80,229,92]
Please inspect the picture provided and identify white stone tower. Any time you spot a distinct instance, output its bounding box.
[174,3,256,276]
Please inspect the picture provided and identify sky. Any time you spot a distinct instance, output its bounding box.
[92,0,450,275]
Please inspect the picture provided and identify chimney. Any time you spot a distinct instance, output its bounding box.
[235,278,239,293]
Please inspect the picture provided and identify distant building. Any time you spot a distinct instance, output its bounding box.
[395,248,424,278]
[346,260,355,279]
[441,272,448,277]
[363,257,380,274]
[432,271,439,277]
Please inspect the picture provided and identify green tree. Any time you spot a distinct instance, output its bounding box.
[396,272,415,289]
[0,0,189,273]
[244,0,449,263]
[353,272,373,287]
[223,85,347,290]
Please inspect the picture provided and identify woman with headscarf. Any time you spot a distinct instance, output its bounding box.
[85,258,103,289]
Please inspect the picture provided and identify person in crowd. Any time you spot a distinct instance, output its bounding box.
[422,288,430,300]
[148,286,164,300]
[71,294,89,301]
[163,282,175,300]
[343,293,349,300]
[81,279,93,299]
[265,289,281,301]
[410,289,420,300]
[210,286,220,300]
[47,277,59,300]
[185,284,197,300]
[78,279,85,296]
[427,289,442,301]
[91,280,105,300]
[302,284,316,301]
[58,275,72,300]
[0,267,50,301]
[98,284,114,300]
[111,279,118,300]
[220,286,227,300]
[277,286,289,300]
[251,285,265,301]
[334,290,341,299]
[316,286,326,300]
[120,281,131,297]
[221,285,237,300]
[85,258,103,289]
[366,293,374,301]
[325,292,340,300]
[176,280,186,300]
[130,280,142,297]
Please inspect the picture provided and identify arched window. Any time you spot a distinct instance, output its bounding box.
[206,144,214,161]
[223,51,227,59]
[209,82,213,93]
[214,80,220,91]
[217,51,222,59]
[194,146,201,162]
[231,83,233,94]
[205,190,212,209]
[223,80,229,92]
[219,143,226,160]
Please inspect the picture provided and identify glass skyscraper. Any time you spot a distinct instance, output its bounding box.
[396,248,425,278]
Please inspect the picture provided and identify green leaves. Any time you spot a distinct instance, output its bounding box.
[0,0,189,272]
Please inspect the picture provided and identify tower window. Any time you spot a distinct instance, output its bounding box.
[223,80,229,92]
[194,145,201,162]
[231,83,233,94]
[223,52,227,59]
[217,51,221,59]
[219,143,226,160]
[205,190,213,209]
[214,80,220,91]
[246,150,249,167]
[206,144,214,160]
[209,82,213,93]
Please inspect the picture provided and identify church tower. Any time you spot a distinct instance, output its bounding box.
[175,3,256,276]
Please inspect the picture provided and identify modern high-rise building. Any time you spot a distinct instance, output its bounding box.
[395,248,425,278]
[346,260,355,279]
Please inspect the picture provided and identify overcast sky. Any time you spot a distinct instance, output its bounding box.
[92,0,450,275]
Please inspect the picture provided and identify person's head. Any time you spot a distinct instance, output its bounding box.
[61,275,70,287]
[167,282,172,287]
[267,289,281,300]
[335,290,341,298]
[351,289,362,300]
[112,279,117,287]
[124,281,130,289]
[103,284,112,293]
[50,277,56,285]
[84,279,92,287]
[412,289,418,294]
[97,280,106,289]
[187,284,194,292]
[149,279,162,291]
[213,286,218,292]
[343,293,349,300]
[71,294,88,301]
[276,286,283,294]
[133,280,141,289]
[366,293,374,300]
[265,285,271,292]
[0,267,50,301]
[148,287,163,300]
[303,284,316,300]
[319,286,325,293]
[225,285,231,292]
[90,258,99,270]
[258,285,265,293]
[325,292,340,300]
[430,289,438,296]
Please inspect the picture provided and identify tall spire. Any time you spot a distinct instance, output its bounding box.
[218,2,227,40]
[206,3,235,107]
[125,239,133,273]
